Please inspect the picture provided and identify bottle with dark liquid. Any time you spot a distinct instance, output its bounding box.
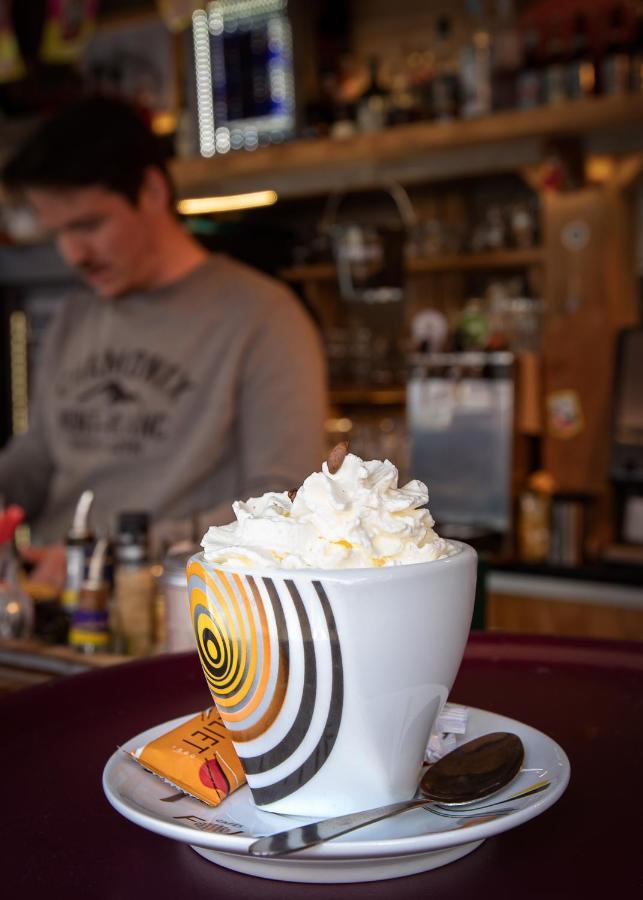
[601,4,631,95]
[460,0,492,118]
[631,8,643,92]
[491,0,521,111]
[544,17,568,105]
[567,11,596,100]
[430,14,460,121]
[356,57,389,132]
[517,27,543,109]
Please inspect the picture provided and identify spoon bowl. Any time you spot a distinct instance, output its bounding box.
[248,732,524,857]
[422,731,524,804]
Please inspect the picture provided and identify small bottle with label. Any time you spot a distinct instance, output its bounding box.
[601,5,631,96]
[62,490,95,621]
[518,470,555,563]
[68,537,111,653]
[544,17,568,105]
[356,56,389,132]
[460,0,492,118]
[114,512,156,656]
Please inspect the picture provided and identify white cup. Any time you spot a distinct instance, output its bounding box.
[187,540,476,817]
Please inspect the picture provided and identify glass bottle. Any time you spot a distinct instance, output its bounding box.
[601,4,631,95]
[61,489,94,620]
[491,0,521,111]
[431,14,459,121]
[517,27,543,109]
[567,12,596,100]
[356,57,389,132]
[68,538,111,654]
[460,0,492,118]
[544,17,568,105]
[113,512,156,656]
[630,8,643,92]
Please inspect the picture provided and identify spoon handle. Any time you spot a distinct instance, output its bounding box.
[248,797,431,857]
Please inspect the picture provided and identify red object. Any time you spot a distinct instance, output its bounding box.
[198,757,229,795]
[0,504,25,543]
[0,633,641,896]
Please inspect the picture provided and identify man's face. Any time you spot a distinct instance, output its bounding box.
[28,184,157,298]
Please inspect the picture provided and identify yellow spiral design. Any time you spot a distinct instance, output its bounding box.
[187,560,266,721]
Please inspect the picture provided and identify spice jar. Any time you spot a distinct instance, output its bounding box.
[114,512,156,656]
[158,548,198,653]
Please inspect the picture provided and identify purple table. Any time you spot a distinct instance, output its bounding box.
[2,633,642,898]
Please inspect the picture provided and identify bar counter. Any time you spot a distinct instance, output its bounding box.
[1,632,641,896]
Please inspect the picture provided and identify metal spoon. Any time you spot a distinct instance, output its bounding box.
[248,732,523,857]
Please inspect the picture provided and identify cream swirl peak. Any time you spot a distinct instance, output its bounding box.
[201,447,451,570]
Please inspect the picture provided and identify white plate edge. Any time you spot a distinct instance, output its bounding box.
[102,707,571,861]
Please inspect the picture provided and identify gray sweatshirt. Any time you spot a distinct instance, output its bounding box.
[0,255,326,546]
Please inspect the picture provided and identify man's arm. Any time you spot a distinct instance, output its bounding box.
[0,430,54,518]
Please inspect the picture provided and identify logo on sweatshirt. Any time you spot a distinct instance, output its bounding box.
[55,348,195,456]
[77,381,139,404]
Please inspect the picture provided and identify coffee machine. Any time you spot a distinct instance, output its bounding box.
[407,351,514,550]
[610,327,643,547]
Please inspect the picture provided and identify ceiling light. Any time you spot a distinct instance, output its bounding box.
[177,190,278,214]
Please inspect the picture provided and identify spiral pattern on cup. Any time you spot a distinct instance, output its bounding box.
[187,558,344,805]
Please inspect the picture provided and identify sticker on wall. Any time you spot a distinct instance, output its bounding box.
[0,0,25,82]
[40,0,97,65]
[561,219,591,252]
[546,389,584,440]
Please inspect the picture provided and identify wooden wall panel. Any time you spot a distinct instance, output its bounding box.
[541,187,638,552]
[487,593,643,641]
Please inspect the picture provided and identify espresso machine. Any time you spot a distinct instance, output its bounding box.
[407,351,514,550]
[609,327,643,549]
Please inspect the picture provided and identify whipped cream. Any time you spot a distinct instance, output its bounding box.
[201,451,452,570]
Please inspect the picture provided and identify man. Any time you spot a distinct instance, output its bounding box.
[0,96,326,583]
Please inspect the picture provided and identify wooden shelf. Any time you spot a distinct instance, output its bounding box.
[281,248,543,283]
[329,387,406,406]
[411,248,544,271]
[172,95,643,201]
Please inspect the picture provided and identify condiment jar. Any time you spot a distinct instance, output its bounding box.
[158,548,198,653]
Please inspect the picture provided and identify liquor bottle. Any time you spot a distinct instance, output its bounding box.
[517,26,543,109]
[543,17,568,105]
[601,4,631,95]
[386,69,417,126]
[61,489,94,619]
[430,14,459,121]
[356,57,389,132]
[631,7,643,92]
[567,12,596,100]
[491,0,521,111]
[460,0,492,118]
[405,49,434,122]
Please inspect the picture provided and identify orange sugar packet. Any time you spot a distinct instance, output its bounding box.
[129,707,246,806]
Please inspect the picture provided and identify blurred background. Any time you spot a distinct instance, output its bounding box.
[0,0,642,684]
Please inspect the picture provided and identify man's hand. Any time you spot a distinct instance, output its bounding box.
[20,544,67,592]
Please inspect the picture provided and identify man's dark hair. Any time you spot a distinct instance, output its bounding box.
[2,94,174,206]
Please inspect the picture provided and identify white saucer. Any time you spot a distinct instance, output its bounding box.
[103,707,569,884]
